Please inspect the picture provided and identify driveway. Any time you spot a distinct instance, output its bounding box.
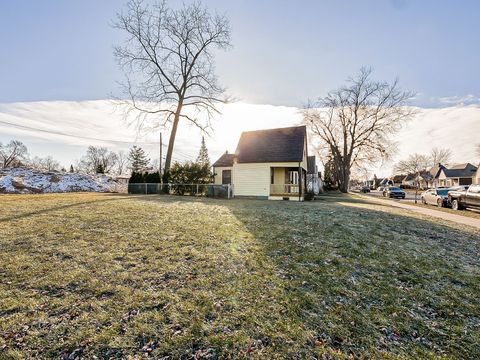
[354,192,480,230]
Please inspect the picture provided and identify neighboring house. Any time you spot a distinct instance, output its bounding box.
[212,125,309,201]
[212,152,235,185]
[476,165,480,185]
[438,163,478,187]
[391,174,406,187]
[402,171,433,189]
[401,173,416,187]
[306,155,322,194]
[417,171,433,189]
[115,175,131,184]
[428,163,446,188]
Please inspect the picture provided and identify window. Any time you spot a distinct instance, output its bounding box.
[271,168,274,184]
[470,185,480,193]
[222,170,231,184]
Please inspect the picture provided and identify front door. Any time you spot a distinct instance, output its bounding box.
[289,171,299,193]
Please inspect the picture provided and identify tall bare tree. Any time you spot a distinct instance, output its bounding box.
[394,153,430,203]
[303,68,414,192]
[0,140,28,168]
[429,147,452,166]
[114,0,231,179]
[115,150,130,175]
[78,146,118,174]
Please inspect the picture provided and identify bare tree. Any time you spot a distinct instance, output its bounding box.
[114,0,232,179]
[79,146,118,174]
[28,155,60,171]
[115,150,130,175]
[394,153,430,203]
[429,147,452,166]
[0,140,29,168]
[303,68,415,192]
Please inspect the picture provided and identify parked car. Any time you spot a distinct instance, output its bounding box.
[361,186,370,193]
[421,188,449,207]
[377,186,385,191]
[448,184,480,210]
[383,186,406,199]
[448,185,470,192]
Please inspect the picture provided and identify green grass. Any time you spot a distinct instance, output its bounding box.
[0,193,479,359]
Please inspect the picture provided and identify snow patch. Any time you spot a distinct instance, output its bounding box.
[0,168,121,194]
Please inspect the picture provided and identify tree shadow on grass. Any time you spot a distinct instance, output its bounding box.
[0,194,130,223]
[129,194,480,358]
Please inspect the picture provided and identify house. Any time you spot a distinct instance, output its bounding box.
[437,163,478,187]
[402,171,433,189]
[306,155,322,194]
[417,171,433,189]
[212,125,309,201]
[115,174,131,184]
[401,173,416,187]
[428,163,446,188]
[476,165,480,185]
[391,174,406,187]
[212,151,235,185]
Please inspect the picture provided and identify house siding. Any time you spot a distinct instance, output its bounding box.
[213,166,232,185]
[233,161,307,197]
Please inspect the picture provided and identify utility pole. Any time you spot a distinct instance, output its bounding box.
[159,132,163,183]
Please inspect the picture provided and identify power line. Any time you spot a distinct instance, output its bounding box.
[0,119,195,162]
[0,119,161,146]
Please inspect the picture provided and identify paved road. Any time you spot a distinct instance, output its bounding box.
[360,190,421,203]
[354,192,480,231]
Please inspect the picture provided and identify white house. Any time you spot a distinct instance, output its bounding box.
[212,126,309,201]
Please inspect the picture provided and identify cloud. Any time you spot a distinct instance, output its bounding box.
[0,100,478,176]
[437,94,480,106]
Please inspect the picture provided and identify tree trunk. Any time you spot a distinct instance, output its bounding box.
[163,104,183,182]
[339,166,350,193]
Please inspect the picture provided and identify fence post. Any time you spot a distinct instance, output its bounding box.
[145,183,147,195]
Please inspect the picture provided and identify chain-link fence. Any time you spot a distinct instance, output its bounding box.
[127,183,233,199]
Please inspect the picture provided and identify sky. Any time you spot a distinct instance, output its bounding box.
[1,0,479,176]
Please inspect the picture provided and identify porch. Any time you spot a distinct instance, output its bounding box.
[269,166,307,200]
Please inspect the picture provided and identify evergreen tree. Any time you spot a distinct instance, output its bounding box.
[69,164,74,173]
[196,136,210,166]
[128,146,150,172]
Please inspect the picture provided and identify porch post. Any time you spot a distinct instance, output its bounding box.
[304,168,307,196]
[298,163,302,201]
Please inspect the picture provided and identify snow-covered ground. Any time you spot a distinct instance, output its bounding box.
[0,168,123,194]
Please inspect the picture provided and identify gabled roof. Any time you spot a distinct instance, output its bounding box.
[212,152,235,167]
[392,174,406,183]
[449,163,477,170]
[429,163,446,179]
[235,126,306,163]
[440,163,478,178]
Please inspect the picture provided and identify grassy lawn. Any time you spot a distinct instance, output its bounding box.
[412,203,480,220]
[1,193,479,359]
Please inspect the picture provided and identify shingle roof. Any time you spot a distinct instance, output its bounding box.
[235,126,306,163]
[429,164,445,178]
[441,167,477,178]
[392,174,406,183]
[212,153,235,167]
